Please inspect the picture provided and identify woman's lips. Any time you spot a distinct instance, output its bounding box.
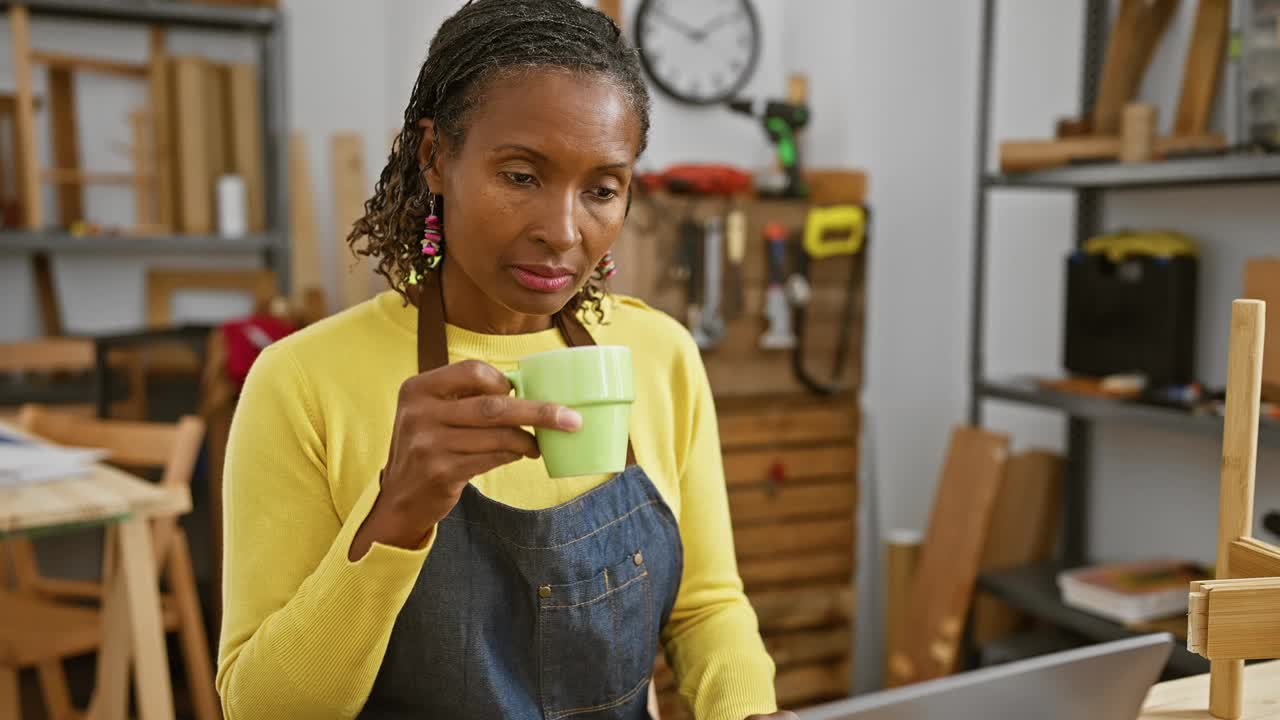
[510,265,575,293]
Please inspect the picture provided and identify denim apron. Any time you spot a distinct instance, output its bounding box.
[359,272,684,719]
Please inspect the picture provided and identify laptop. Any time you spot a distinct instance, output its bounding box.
[799,634,1173,720]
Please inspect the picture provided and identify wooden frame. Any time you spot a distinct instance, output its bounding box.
[145,268,278,327]
[1187,300,1280,719]
[2,406,218,720]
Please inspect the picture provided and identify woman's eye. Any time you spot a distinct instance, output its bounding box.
[503,172,537,186]
[591,186,618,201]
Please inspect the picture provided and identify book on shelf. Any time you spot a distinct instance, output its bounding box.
[1057,559,1211,625]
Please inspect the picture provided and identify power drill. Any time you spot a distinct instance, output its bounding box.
[727,99,809,197]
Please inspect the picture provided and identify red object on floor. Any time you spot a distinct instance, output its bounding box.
[221,314,297,386]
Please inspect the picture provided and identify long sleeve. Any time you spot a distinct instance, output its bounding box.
[215,344,434,719]
[661,336,778,720]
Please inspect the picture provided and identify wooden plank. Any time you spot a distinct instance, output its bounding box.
[1243,259,1280,401]
[740,549,852,589]
[145,268,277,326]
[171,56,212,233]
[723,445,857,487]
[718,402,857,449]
[1203,584,1280,660]
[999,133,1225,173]
[130,111,154,229]
[764,626,851,668]
[750,585,854,633]
[147,27,174,232]
[117,516,176,720]
[205,62,231,183]
[776,660,850,709]
[1211,299,1266,719]
[891,426,1009,686]
[9,6,42,228]
[1137,659,1280,719]
[734,516,853,560]
[805,169,867,205]
[1229,538,1280,579]
[729,480,855,524]
[30,253,63,336]
[30,50,148,77]
[972,450,1064,646]
[48,66,84,224]
[1175,0,1231,136]
[1091,0,1179,134]
[226,63,265,232]
[884,531,921,682]
[332,132,373,308]
[289,132,324,303]
[0,337,93,371]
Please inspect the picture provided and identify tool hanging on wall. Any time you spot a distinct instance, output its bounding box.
[789,205,867,396]
[723,208,747,320]
[693,215,727,350]
[680,217,705,332]
[728,74,810,197]
[759,221,796,350]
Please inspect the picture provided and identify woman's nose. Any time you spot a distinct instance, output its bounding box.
[533,191,581,252]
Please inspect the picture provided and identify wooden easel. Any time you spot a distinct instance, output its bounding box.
[1186,299,1280,719]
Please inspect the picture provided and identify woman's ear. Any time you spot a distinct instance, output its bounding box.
[418,118,447,194]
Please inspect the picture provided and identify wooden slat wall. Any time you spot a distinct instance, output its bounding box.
[656,396,858,717]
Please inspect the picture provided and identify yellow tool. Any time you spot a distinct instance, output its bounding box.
[804,204,866,259]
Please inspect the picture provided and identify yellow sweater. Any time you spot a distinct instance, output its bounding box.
[216,290,777,719]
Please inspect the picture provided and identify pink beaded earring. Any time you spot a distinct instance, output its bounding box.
[422,193,443,270]
[596,250,617,279]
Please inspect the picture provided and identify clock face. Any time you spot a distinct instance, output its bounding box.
[634,0,761,106]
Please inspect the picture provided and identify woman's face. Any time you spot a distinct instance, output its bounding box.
[424,70,642,319]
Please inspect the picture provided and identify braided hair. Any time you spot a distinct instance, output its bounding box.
[348,0,651,320]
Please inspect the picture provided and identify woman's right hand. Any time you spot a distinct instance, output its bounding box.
[349,359,581,560]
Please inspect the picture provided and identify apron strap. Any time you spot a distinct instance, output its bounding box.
[416,269,636,466]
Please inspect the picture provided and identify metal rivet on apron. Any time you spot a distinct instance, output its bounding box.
[538,585,552,598]
[633,551,644,566]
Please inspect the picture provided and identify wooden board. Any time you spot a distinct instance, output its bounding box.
[289,133,324,305]
[145,268,277,327]
[750,585,854,633]
[226,63,265,232]
[740,550,852,590]
[883,531,921,683]
[777,660,851,708]
[733,516,854,560]
[1175,0,1231,136]
[148,27,174,231]
[1229,538,1280,579]
[972,450,1064,646]
[728,480,855,524]
[722,445,856,487]
[1199,583,1280,660]
[1137,659,1280,719]
[170,56,212,233]
[1092,0,1179,134]
[764,626,851,668]
[31,253,62,336]
[890,426,1009,687]
[999,133,1225,173]
[8,6,42,228]
[1243,258,1280,400]
[332,132,373,308]
[48,66,83,225]
[718,402,857,449]
[205,62,231,183]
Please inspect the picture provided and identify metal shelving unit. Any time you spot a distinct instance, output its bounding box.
[0,0,291,290]
[968,0,1280,676]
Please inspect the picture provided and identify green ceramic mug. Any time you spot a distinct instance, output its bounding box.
[504,346,634,478]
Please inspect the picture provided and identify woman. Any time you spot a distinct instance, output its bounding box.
[218,2,796,718]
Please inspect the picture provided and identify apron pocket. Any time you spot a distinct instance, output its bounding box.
[537,550,653,719]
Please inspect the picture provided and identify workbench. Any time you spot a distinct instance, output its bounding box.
[1138,660,1280,719]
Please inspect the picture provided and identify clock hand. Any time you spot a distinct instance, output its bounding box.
[652,8,701,41]
[695,10,741,39]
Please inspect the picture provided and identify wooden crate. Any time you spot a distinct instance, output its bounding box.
[656,395,858,717]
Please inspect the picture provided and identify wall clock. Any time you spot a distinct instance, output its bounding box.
[634,0,762,106]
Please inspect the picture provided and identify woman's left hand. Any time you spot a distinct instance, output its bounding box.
[747,713,799,719]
